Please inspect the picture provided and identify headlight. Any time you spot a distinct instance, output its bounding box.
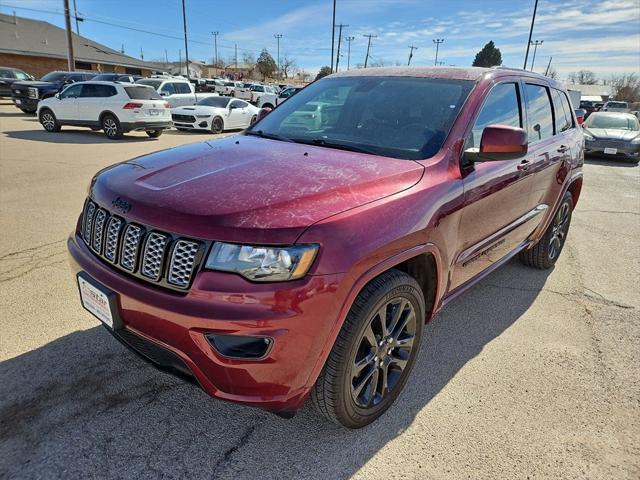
[583,131,595,141]
[27,87,38,99]
[205,242,319,282]
[196,114,211,118]
[631,136,640,145]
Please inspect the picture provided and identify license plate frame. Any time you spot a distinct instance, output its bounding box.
[604,147,617,155]
[15,99,21,105]
[148,109,161,116]
[77,272,123,330]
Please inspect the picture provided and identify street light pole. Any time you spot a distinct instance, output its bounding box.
[212,31,219,67]
[346,36,355,70]
[523,0,539,69]
[330,0,336,72]
[432,38,444,66]
[274,34,283,80]
[530,40,543,71]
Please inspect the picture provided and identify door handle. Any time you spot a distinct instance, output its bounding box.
[517,160,531,171]
[557,145,570,153]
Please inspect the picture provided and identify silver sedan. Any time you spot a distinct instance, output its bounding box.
[583,112,640,163]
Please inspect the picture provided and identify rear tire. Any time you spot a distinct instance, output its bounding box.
[312,269,424,428]
[519,191,573,269]
[101,114,123,139]
[146,129,163,138]
[39,109,60,132]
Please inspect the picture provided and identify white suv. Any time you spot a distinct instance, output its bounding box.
[137,77,218,107]
[37,81,172,139]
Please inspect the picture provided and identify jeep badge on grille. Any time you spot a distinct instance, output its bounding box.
[111,197,131,214]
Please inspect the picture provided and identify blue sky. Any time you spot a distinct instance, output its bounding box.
[1,0,638,78]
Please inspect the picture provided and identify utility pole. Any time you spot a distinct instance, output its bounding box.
[330,0,336,72]
[72,0,80,35]
[235,43,238,76]
[274,34,283,80]
[63,0,74,71]
[140,47,144,60]
[544,56,553,76]
[346,35,355,70]
[164,49,168,65]
[523,0,539,69]
[363,34,376,68]
[334,24,348,72]
[432,38,444,66]
[407,45,417,66]
[212,31,219,66]
[529,40,543,71]
[181,0,190,80]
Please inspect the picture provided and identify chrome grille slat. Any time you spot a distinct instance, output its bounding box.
[91,209,108,254]
[104,216,123,262]
[168,240,199,288]
[79,199,202,290]
[120,224,144,272]
[141,233,169,280]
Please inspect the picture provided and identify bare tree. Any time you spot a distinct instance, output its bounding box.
[281,55,297,79]
[567,70,597,85]
[610,73,640,102]
[546,66,559,79]
[242,51,256,67]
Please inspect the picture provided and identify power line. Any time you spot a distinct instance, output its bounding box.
[407,45,417,66]
[334,24,348,72]
[432,38,444,66]
[363,34,377,68]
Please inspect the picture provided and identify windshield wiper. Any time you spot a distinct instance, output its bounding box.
[295,138,378,155]
[245,130,294,142]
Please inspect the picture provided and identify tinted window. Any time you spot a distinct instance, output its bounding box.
[81,84,117,97]
[551,89,571,133]
[525,84,554,142]
[92,74,118,81]
[41,72,67,82]
[124,86,162,100]
[229,100,246,108]
[252,76,474,160]
[160,83,176,94]
[197,96,230,107]
[469,82,521,148]
[59,84,83,99]
[136,79,162,90]
[250,86,264,92]
[0,69,15,78]
[559,91,575,130]
[178,83,192,94]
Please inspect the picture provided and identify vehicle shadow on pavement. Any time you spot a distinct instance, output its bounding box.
[0,111,34,118]
[584,156,638,168]
[3,130,157,144]
[0,259,552,479]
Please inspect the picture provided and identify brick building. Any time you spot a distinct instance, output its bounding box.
[0,13,156,77]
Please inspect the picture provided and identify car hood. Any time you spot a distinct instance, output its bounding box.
[171,105,224,115]
[90,135,424,244]
[585,128,639,141]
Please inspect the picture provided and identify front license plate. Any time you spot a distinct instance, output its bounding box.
[604,147,617,155]
[15,99,21,105]
[77,272,120,329]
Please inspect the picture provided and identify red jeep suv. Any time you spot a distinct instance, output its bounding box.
[68,67,583,428]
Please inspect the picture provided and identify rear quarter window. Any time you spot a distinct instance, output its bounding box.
[524,84,554,142]
[124,86,162,100]
[551,89,571,133]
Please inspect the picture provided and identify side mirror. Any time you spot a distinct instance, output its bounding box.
[464,125,528,163]
[160,91,168,97]
[257,107,272,121]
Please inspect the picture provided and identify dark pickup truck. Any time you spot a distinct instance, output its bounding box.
[11,71,94,113]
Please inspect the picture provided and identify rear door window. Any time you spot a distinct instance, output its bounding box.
[81,84,117,98]
[175,83,191,94]
[468,82,522,148]
[551,89,571,133]
[160,82,176,95]
[524,84,554,142]
[59,84,83,99]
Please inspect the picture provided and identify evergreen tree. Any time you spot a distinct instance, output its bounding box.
[472,41,502,67]
[256,49,277,80]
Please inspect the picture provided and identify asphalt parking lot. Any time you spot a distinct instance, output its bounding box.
[0,100,638,479]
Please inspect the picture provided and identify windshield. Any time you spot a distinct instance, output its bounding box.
[136,79,162,89]
[586,114,639,131]
[606,102,628,108]
[249,76,474,160]
[41,72,67,82]
[197,96,231,107]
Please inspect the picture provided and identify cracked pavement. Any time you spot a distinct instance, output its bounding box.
[1,103,639,479]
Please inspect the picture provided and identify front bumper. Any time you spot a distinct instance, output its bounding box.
[585,140,640,158]
[12,96,38,110]
[68,233,346,413]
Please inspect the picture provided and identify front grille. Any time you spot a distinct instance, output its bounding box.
[171,114,196,123]
[81,199,205,291]
[591,139,633,150]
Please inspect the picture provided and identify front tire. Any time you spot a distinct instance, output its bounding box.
[312,269,424,428]
[20,108,37,115]
[39,109,60,132]
[250,114,258,125]
[146,129,163,138]
[101,113,123,139]
[519,191,573,269]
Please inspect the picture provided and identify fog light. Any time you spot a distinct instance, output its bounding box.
[199,121,208,127]
[206,334,272,359]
